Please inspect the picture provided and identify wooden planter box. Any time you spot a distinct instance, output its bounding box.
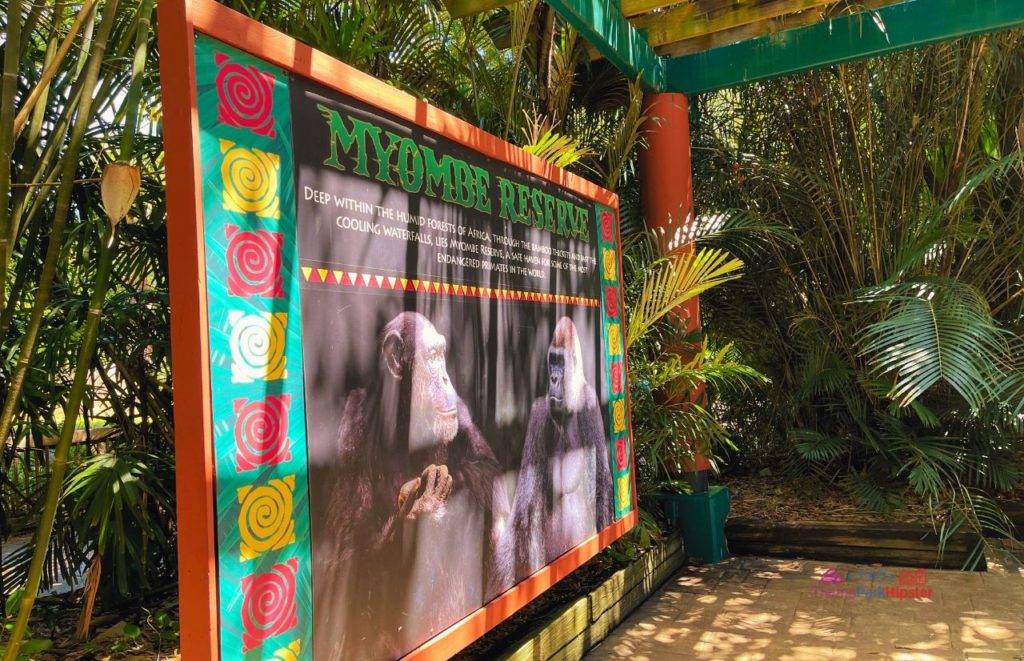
[994,501,1024,536]
[499,536,684,661]
[725,518,986,570]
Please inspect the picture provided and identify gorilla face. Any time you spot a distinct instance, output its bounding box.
[548,347,568,414]
[547,317,585,417]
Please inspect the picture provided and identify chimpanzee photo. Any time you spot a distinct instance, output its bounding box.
[311,311,511,659]
[505,317,614,581]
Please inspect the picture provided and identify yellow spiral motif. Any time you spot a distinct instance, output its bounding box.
[613,399,626,433]
[602,248,616,281]
[237,475,297,562]
[617,474,631,511]
[273,640,301,661]
[607,323,622,357]
[220,138,281,219]
[229,311,288,383]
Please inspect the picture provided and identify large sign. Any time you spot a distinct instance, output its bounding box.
[160,1,636,658]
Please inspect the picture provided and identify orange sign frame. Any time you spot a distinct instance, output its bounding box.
[158,1,638,658]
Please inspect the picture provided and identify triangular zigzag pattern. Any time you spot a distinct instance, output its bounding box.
[299,264,600,307]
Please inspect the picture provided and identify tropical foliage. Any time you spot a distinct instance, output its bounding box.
[694,31,1024,553]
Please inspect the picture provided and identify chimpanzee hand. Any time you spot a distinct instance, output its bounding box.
[397,464,453,521]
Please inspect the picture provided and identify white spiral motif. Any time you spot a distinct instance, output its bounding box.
[229,311,288,383]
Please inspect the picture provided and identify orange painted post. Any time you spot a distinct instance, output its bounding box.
[639,92,712,491]
[157,1,221,657]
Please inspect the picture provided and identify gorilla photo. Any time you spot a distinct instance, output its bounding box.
[505,317,614,581]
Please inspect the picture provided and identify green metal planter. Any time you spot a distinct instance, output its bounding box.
[649,485,731,564]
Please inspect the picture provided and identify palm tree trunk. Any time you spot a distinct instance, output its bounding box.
[73,553,102,642]
[503,0,538,140]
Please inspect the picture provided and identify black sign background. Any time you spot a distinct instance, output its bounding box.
[291,75,612,658]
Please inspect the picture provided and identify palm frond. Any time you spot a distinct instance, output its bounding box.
[521,114,592,168]
[627,240,743,349]
[859,279,1009,410]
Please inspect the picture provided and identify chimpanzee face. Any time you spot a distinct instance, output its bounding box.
[409,319,459,443]
[381,312,460,445]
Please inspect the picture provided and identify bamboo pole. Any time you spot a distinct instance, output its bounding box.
[12,0,100,140]
[120,0,156,158]
[3,227,119,660]
[0,0,119,453]
[66,0,157,636]
[3,0,150,652]
[0,3,122,652]
[24,2,67,165]
[0,0,23,325]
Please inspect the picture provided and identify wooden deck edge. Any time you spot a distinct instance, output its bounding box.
[500,536,685,661]
[726,518,987,571]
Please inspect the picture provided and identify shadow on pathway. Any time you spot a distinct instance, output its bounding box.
[587,552,1024,660]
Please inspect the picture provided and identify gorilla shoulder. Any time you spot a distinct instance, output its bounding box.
[580,382,599,412]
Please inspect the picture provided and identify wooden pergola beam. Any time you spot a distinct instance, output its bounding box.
[632,0,837,48]
[665,0,1024,94]
[619,0,686,18]
[654,9,826,58]
[651,0,903,58]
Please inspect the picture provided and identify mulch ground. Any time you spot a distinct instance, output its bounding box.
[723,475,933,524]
[455,549,628,659]
[25,590,181,661]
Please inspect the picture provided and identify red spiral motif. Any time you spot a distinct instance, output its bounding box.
[604,286,618,318]
[240,558,299,652]
[611,361,623,395]
[226,225,284,298]
[600,210,614,243]
[215,52,277,138]
[234,395,292,472]
[615,438,628,471]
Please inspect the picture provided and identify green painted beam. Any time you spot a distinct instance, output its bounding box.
[665,0,1024,94]
[546,0,665,91]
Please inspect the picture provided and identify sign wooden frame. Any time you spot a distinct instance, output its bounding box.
[158,1,638,658]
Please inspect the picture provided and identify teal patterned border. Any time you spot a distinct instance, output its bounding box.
[195,34,312,660]
[596,204,633,519]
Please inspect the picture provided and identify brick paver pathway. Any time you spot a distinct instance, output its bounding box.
[587,552,1024,660]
